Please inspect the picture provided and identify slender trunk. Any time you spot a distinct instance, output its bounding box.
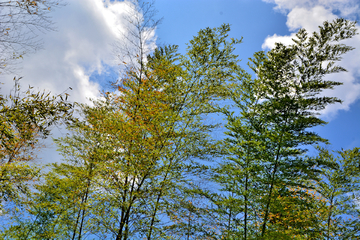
[115,30,147,237]
[72,162,94,240]
[260,112,288,238]
[260,158,279,238]
[116,171,143,240]
[147,113,190,239]
[228,207,232,233]
[116,200,134,240]
[116,175,129,240]
[71,194,84,240]
[147,188,162,240]
[117,204,126,239]
[147,163,172,240]
[244,175,248,240]
[71,206,81,240]
[261,133,285,237]
[77,187,90,240]
[124,214,130,240]
[244,146,250,240]
[327,190,335,240]
[78,162,94,239]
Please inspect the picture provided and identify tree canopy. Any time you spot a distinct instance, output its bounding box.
[0,2,359,239]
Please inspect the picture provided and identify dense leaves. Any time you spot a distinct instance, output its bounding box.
[184,18,359,239]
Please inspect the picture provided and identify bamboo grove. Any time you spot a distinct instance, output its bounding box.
[0,10,360,240]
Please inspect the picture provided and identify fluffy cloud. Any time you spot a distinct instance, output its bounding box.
[262,0,360,118]
[0,0,141,104]
[0,0,156,163]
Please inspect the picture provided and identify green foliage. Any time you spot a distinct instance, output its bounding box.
[315,147,360,239]
[6,24,241,239]
[1,19,359,240]
[200,18,358,239]
[0,79,74,211]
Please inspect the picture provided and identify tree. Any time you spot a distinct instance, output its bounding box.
[1,11,358,239]
[0,79,73,213]
[250,18,357,238]
[114,0,161,81]
[206,18,357,239]
[315,147,360,239]
[0,0,64,74]
[0,164,94,239]
[0,0,72,228]
[6,23,241,239]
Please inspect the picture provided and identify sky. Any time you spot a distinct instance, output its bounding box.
[1,0,360,163]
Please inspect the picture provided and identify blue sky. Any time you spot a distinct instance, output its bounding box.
[155,0,289,61]
[1,0,360,162]
[154,0,360,153]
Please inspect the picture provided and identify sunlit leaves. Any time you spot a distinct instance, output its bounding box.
[0,79,73,210]
[208,18,358,239]
[1,18,358,240]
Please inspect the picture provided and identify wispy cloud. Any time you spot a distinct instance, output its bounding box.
[262,0,360,19]
[262,0,360,119]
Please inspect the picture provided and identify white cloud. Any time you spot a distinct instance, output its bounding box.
[263,0,359,19]
[262,33,297,49]
[262,0,360,119]
[0,0,140,104]
[287,6,337,32]
[0,0,157,163]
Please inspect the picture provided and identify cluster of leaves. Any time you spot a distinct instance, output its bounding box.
[12,23,241,239]
[190,18,360,239]
[0,13,359,240]
[0,78,73,212]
